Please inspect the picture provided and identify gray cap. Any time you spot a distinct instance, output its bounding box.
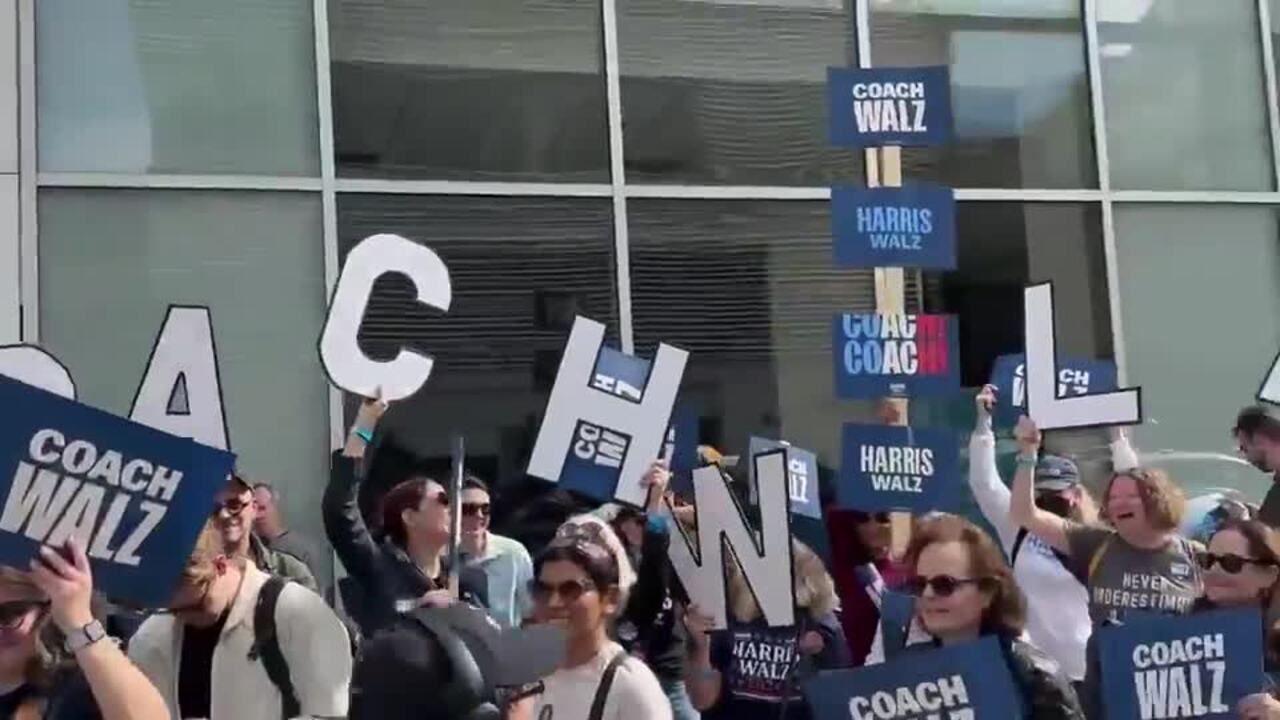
[1034,455,1081,492]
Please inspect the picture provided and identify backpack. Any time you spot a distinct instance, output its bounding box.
[250,576,358,719]
[250,576,301,719]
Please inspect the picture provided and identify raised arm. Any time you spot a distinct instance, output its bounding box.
[322,393,388,590]
[969,385,1017,548]
[682,604,723,711]
[31,540,170,720]
[1110,426,1140,473]
[624,462,674,628]
[1007,416,1071,554]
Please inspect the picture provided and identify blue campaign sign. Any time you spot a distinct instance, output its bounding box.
[804,635,1024,720]
[1098,608,1264,720]
[829,65,953,148]
[561,347,682,502]
[837,424,960,513]
[749,438,821,520]
[832,184,957,270]
[833,313,960,398]
[0,375,235,606]
[990,353,1118,417]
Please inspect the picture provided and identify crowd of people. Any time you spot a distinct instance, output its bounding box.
[1,389,1279,720]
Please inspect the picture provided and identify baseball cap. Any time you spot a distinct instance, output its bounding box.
[352,603,565,719]
[1034,455,1081,492]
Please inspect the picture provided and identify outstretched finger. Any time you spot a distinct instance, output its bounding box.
[64,537,90,574]
[37,545,76,579]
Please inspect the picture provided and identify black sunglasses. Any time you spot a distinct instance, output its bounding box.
[1197,552,1274,574]
[461,502,490,518]
[530,578,596,603]
[907,575,986,598]
[0,600,49,627]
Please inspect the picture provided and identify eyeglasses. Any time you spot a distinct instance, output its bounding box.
[865,512,890,524]
[0,600,49,628]
[428,490,450,508]
[1197,552,1275,574]
[906,575,986,598]
[215,497,252,517]
[530,578,596,603]
[461,503,490,518]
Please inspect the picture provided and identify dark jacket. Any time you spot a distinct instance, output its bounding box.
[323,452,487,636]
[910,635,1083,720]
[616,514,688,679]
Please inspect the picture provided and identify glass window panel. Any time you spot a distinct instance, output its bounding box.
[870,1,1096,188]
[336,195,617,492]
[37,189,331,583]
[1114,205,1280,499]
[1100,0,1273,190]
[617,0,864,186]
[628,200,1108,483]
[37,0,319,176]
[329,0,608,181]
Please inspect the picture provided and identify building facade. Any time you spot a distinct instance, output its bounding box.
[3,0,1279,550]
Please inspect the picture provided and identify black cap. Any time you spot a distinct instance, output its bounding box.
[352,604,564,720]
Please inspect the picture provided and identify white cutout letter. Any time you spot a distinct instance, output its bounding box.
[527,317,688,507]
[130,306,229,450]
[0,345,77,399]
[1024,283,1141,430]
[1261,350,1280,405]
[318,233,452,401]
[667,450,795,630]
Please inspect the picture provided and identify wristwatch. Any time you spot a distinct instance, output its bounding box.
[63,620,108,653]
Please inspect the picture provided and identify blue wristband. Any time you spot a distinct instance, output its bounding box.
[352,427,374,444]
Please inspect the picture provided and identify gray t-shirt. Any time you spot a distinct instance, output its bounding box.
[1065,523,1201,625]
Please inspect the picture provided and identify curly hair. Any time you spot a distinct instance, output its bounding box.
[1102,468,1186,532]
[906,513,1027,639]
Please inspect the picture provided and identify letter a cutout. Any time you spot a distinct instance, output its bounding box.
[130,306,230,450]
[666,450,796,630]
[318,233,452,402]
[1023,283,1142,430]
[1261,349,1280,405]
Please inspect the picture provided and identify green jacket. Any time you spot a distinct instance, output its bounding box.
[250,534,319,594]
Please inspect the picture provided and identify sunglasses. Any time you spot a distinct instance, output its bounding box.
[428,490,450,508]
[462,503,490,518]
[530,578,596,603]
[550,523,616,566]
[215,497,252,516]
[906,575,986,598]
[1197,552,1274,574]
[0,600,49,628]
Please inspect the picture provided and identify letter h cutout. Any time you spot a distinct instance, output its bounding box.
[527,317,688,507]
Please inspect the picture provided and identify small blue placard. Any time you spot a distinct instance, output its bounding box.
[833,314,960,398]
[749,438,821,520]
[1098,608,1264,720]
[804,635,1024,720]
[828,65,953,148]
[832,184,956,270]
[720,624,802,704]
[837,424,959,514]
[560,347,683,503]
[989,354,1118,424]
[0,375,235,606]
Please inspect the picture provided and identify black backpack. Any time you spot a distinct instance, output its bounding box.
[248,576,302,719]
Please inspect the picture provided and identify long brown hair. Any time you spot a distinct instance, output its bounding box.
[906,513,1027,638]
[379,478,433,548]
[725,539,838,624]
[1101,468,1186,532]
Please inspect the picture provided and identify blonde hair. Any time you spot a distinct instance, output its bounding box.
[0,568,66,696]
[726,539,838,624]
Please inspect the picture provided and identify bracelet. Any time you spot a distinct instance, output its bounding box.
[1016,453,1039,468]
[351,427,374,444]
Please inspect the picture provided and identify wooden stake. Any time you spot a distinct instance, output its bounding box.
[869,145,913,559]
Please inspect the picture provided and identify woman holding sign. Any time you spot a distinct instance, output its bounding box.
[904,513,1084,718]
[1189,519,1280,717]
[682,538,849,720]
[1009,415,1201,718]
[0,538,169,720]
